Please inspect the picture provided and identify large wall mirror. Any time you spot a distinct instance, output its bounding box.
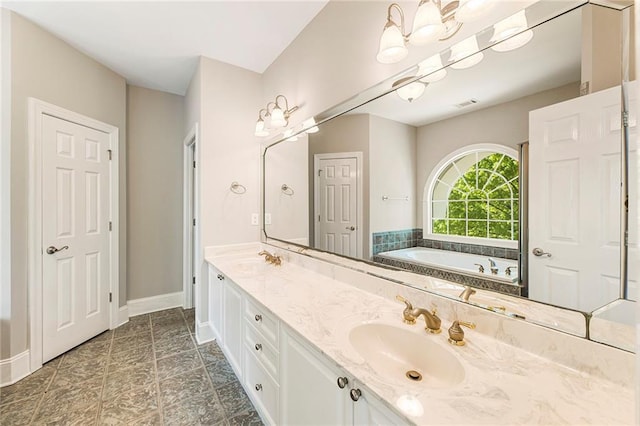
[263,0,636,351]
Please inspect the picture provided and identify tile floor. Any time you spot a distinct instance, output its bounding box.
[0,308,263,425]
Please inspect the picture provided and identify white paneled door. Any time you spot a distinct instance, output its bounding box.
[41,114,111,362]
[315,155,359,257]
[529,86,624,312]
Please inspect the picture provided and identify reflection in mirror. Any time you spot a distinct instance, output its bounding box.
[263,1,636,349]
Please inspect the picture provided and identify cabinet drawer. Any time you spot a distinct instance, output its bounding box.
[244,298,278,347]
[244,349,279,425]
[244,322,278,379]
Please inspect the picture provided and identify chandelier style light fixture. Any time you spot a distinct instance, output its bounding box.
[254,95,299,137]
[376,0,495,64]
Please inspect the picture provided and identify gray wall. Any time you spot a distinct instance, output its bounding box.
[415,82,580,228]
[126,85,184,300]
[3,11,127,359]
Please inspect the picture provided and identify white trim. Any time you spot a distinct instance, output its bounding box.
[117,305,129,327]
[313,152,364,258]
[182,123,199,310]
[127,291,184,317]
[423,143,519,249]
[195,320,216,345]
[28,98,120,373]
[0,350,31,387]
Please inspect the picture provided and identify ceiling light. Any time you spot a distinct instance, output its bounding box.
[284,129,298,142]
[254,95,299,138]
[409,0,445,45]
[449,35,484,69]
[393,76,428,102]
[418,54,447,83]
[376,0,493,64]
[303,118,319,133]
[490,11,533,52]
[455,0,494,23]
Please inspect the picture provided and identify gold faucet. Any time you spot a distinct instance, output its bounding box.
[395,295,441,334]
[447,320,476,346]
[258,250,282,266]
[458,286,476,302]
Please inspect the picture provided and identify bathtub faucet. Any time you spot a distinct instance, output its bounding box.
[488,258,498,275]
[395,295,442,334]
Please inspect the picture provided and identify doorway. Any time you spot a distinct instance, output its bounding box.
[313,152,363,258]
[28,99,119,370]
[183,125,199,310]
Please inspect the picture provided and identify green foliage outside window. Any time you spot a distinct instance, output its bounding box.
[431,152,519,241]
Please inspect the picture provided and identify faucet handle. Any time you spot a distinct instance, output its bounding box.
[447,320,476,346]
[395,295,416,325]
[473,263,485,273]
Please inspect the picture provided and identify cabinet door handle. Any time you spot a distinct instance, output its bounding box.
[217,274,224,280]
[255,343,262,351]
[254,314,262,322]
[336,376,348,389]
[255,384,263,391]
[350,388,362,402]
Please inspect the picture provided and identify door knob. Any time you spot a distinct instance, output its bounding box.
[532,248,552,257]
[336,376,349,389]
[46,245,68,255]
[349,388,362,402]
[345,226,355,231]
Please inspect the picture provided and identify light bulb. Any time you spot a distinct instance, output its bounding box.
[409,0,445,45]
[284,129,298,142]
[455,0,494,23]
[490,11,533,52]
[303,118,319,133]
[270,106,287,128]
[377,21,408,64]
[449,35,484,69]
[418,54,447,83]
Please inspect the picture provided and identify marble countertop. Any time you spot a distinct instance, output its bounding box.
[205,247,634,425]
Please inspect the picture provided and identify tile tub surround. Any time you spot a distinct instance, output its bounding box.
[372,254,522,296]
[371,228,421,255]
[0,308,263,426]
[418,238,519,260]
[206,245,634,425]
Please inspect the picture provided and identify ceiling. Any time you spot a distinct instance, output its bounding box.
[355,4,582,127]
[2,1,328,95]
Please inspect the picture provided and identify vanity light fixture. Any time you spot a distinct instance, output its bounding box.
[448,35,484,69]
[393,76,428,102]
[284,129,298,142]
[490,10,533,52]
[254,95,299,137]
[302,117,319,133]
[418,54,447,83]
[376,0,494,64]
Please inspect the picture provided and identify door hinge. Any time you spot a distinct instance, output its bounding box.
[109,221,112,231]
[318,215,320,222]
[193,218,196,226]
[318,169,322,177]
[107,149,112,160]
[623,111,630,128]
[192,276,196,284]
[109,292,113,303]
[193,161,196,168]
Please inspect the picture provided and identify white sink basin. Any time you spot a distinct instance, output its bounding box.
[348,323,465,388]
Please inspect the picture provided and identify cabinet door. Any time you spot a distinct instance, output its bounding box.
[280,329,351,426]
[208,265,224,341]
[353,393,409,426]
[223,280,243,378]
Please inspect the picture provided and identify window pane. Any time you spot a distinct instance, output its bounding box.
[449,189,465,200]
[449,220,466,236]
[463,168,476,188]
[497,155,519,180]
[448,201,466,219]
[467,201,488,220]
[468,220,487,237]
[432,180,449,201]
[489,200,511,220]
[432,201,448,219]
[489,184,512,199]
[477,153,503,171]
[510,177,519,198]
[484,174,506,192]
[432,219,447,234]
[477,169,491,189]
[514,221,519,237]
[489,221,512,239]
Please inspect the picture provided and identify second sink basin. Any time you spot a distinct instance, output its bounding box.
[349,323,465,388]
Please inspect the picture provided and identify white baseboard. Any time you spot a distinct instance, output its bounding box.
[0,350,31,387]
[128,291,184,317]
[117,305,129,327]
[195,320,215,345]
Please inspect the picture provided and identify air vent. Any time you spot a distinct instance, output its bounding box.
[454,99,479,109]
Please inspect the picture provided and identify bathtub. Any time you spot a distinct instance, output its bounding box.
[376,247,518,285]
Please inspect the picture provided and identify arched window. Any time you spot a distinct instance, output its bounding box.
[426,145,519,244]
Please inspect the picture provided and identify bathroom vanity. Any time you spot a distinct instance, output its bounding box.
[204,243,634,425]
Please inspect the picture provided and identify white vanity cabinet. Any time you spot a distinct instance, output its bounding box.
[207,265,224,341]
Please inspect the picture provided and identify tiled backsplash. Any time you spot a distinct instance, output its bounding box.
[371,228,519,260]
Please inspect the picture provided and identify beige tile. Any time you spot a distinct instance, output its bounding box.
[156,349,203,381]
[150,308,183,320]
[111,331,153,354]
[0,365,56,406]
[108,344,154,374]
[159,367,213,408]
[50,357,107,390]
[198,341,226,365]
[217,381,253,418]
[128,410,162,425]
[0,395,40,425]
[99,383,158,425]
[163,391,225,426]
[32,400,100,426]
[228,409,264,426]
[60,340,110,368]
[114,318,151,338]
[103,362,156,400]
[206,359,238,388]
[154,333,195,360]
[34,384,101,421]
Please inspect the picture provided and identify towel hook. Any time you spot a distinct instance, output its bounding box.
[281,184,294,196]
[230,181,247,194]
